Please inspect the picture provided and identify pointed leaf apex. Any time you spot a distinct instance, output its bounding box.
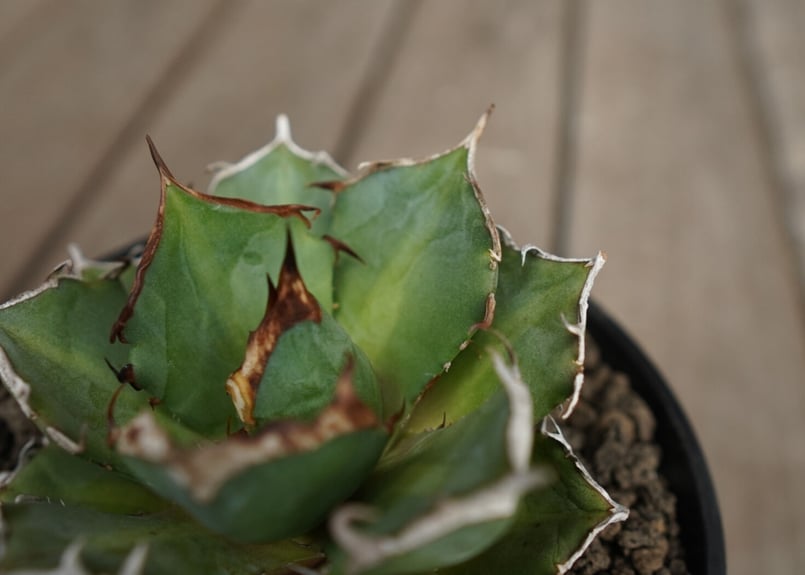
[274,114,292,144]
[461,103,494,154]
[145,134,176,184]
[208,115,347,192]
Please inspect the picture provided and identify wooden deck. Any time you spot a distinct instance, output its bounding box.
[1,1,804,572]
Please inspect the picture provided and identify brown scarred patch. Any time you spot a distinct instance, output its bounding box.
[116,359,381,502]
[226,236,322,426]
[109,136,319,343]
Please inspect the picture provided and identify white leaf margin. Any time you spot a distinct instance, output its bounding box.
[327,353,629,575]
[497,225,607,419]
[0,247,133,458]
[329,351,552,575]
[541,416,629,574]
[207,115,349,192]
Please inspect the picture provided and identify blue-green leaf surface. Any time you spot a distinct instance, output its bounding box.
[440,422,626,575]
[208,116,346,234]
[0,270,150,467]
[328,353,548,575]
[0,447,324,575]
[113,172,328,436]
[330,132,499,406]
[406,238,604,433]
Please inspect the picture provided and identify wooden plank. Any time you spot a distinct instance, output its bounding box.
[736,0,805,300]
[340,0,565,250]
[569,1,805,573]
[0,0,48,46]
[0,0,220,297]
[35,0,397,275]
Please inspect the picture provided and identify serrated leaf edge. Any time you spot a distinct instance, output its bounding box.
[207,115,349,192]
[110,138,319,344]
[540,417,629,575]
[0,246,127,313]
[0,245,130,463]
[343,107,502,276]
[497,225,607,418]
[329,351,551,575]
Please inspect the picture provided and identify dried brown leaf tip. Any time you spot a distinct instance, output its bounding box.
[110,137,319,343]
[117,358,379,502]
[226,236,322,426]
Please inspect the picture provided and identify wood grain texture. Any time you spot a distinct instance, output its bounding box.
[0,0,221,297]
[568,1,805,572]
[736,0,805,301]
[0,0,48,47]
[35,0,397,275]
[339,0,565,249]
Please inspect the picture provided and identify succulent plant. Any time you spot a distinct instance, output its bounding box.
[0,111,627,575]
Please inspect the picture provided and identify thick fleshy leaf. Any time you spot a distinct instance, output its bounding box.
[440,420,628,575]
[0,448,324,575]
[208,115,346,235]
[0,445,163,515]
[253,314,384,423]
[328,353,550,575]
[110,151,333,436]
[223,236,325,427]
[115,370,387,543]
[223,238,382,426]
[405,234,605,434]
[0,267,151,467]
[330,115,499,405]
[0,114,621,574]
[206,119,344,307]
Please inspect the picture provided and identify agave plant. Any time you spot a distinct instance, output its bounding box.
[0,111,626,574]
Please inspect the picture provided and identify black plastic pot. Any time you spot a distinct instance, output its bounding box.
[587,302,726,574]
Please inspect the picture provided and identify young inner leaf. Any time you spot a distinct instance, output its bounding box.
[226,235,322,426]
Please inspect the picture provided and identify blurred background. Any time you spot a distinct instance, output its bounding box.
[1,1,803,572]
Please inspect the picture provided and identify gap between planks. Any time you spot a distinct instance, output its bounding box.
[5,0,236,299]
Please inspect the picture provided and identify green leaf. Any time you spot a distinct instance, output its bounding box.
[0,444,164,515]
[114,360,387,543]
[405,237,605,433]
[206,121,346,309]
[0,270,150,467]
[441,421,627,575]
[120,424,387,543]
[208,115,346,235]
[330,124,499,405]
[114,172,330,436]
[328,352,550,575]
[253,313,383,422]
[0,502,327,575]
[0,444,325,575]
